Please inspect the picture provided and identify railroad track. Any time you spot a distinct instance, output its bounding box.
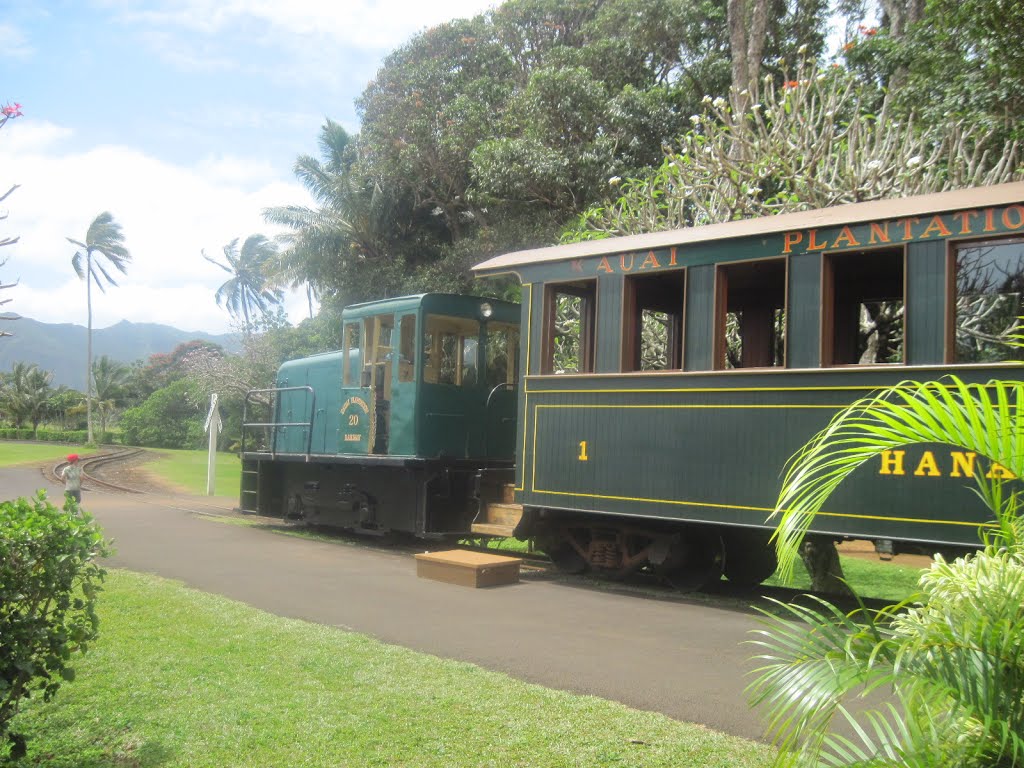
[51,448,147,494]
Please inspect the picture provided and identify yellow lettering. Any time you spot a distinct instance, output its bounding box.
[578,440,589,461]
[669,247,678,266]
[913,451,941,477]
[896,217,920,240]
[879,450,906,476]
[949,451,976,478]
[620,253,636,272]
[832,225,861,249]
[807,229,827,251]
[639,251,661,270]
[986,462,1017,479]
[1003,205,1024,230]
[984,207,996,232]
[782,231,803,254]
[953,210,978,235]
[920,215,952,239]
[868,221,891,245]
[596,256,614,274]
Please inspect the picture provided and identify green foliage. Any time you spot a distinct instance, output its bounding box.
[203,235,283,335]
[119,379,204,449]
[0,428,100,443]
[0,492,109,749]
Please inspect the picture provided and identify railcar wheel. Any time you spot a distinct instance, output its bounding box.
[656,529,724,593]
[722,530,778,588]
[546,541,588,574]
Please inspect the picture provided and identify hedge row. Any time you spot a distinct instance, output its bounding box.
[0,429,121,444]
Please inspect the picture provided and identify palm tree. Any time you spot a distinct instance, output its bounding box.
[91,355,130,434]
[67,211,131,444]
[749,375,1024,766]
[3,362,53,436]
[203,234,283,335]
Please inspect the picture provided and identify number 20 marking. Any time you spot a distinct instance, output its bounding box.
[348,414,360,426]
[578,441,589,461]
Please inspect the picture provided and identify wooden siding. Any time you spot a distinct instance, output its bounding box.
[787,252,821,368]
[906,240,948,365]
[684,265,715,370]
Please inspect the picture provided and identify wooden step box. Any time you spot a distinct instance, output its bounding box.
[414,549,522,588]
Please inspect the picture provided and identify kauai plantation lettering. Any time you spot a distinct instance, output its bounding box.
[569,203,1024,276]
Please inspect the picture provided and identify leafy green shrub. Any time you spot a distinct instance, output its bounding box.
[119,379,204,449]
[0,493,109,755]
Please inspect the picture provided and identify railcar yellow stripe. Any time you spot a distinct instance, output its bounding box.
[527,488,991,528]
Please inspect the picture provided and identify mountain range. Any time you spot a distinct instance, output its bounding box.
[0,316,239,391]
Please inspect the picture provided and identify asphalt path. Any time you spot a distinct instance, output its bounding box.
[1,467,769,741]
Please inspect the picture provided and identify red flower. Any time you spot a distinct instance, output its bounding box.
[1,102,23,118]
[784,80,800,89]
[857,24,878,36]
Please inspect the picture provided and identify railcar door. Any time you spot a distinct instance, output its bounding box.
[387,312,418,455]
[337,318,372,454]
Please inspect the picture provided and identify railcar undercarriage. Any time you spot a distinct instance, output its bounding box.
[518,509,778,590]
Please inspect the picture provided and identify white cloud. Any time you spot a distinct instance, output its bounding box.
[0,118,311,334]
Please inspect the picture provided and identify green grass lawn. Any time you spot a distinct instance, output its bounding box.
[8,569,774,768]
[140,447,242,496]
[764,555,924,603]
[0,442,89,467]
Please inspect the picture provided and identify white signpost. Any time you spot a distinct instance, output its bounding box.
[204,393,223,496]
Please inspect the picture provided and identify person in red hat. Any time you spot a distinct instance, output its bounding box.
[61,454,82,504]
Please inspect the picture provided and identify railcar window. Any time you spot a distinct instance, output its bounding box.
[715,259,786,369]
[954,238,1024,363]
[424,315,481,386]
[342,322,360,386]
[398,315,416,382]
[544,280,596,374]
[624,271,684,371]
[824,249,904,365]
[485,322,520,387]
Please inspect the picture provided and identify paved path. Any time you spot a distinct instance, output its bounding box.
[1,467,768,740]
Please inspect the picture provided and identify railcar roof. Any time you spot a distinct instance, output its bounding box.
[472,181,1024,275]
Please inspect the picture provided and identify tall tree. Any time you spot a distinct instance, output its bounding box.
[67,212,131,444]
[90,355,130,434]
[203,235,283,336]
[2,362,53,436]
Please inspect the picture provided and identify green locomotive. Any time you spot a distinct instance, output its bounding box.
[243,182,1024,588]
[240,293,520,536]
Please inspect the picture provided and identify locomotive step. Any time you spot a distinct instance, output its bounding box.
[414,549,522,588]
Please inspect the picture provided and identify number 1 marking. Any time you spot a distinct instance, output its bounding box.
[578,440,589,461]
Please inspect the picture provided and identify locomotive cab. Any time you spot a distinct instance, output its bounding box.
[240,294,520,538]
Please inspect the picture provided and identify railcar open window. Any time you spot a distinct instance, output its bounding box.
[624,271,685,372]
[824,248,904,365]
[544,280,596,374]
[342,322,361,386]
[485,322,520,388]
[953,238,1024,363]
[423,315,480,386]
[715,259,786,369]
[398,315,416,382]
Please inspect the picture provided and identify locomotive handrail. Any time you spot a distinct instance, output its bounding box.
[241,386,316,459]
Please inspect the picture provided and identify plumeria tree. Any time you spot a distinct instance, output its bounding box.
[1,101,23,338]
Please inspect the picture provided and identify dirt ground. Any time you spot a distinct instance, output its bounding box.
[836,539,934,569]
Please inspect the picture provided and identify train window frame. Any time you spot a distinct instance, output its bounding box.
[622,270,685,372]
[542,280,597,375]
[949,235,1024,364]
[484,321,520,388]
[822,246,906,367]
[713,257,787,370]
[423,314,481,386]
[342,321,361,386]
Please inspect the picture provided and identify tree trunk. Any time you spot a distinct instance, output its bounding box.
[727,0,770,97]
[799,536,853,595]
[86,254,94,445]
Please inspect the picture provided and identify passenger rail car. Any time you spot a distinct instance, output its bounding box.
[472,182,1024,587]
[242,182,1024,589]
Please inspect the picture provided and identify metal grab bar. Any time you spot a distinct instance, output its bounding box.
[241,386,316,458]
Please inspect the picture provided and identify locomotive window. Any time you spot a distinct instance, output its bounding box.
[624,271,685,371]
[954,237,1024,363]
[824,249,904,365]
[398,315,416,383]
[715,259,786,369]
[342,322,360,386]
[544,280,596,374]
[485,322,520,387]
[424,315,480,386]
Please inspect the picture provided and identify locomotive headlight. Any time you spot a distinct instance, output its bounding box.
[480,302,493,319]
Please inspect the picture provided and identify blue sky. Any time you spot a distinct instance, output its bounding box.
[0,0,496,333]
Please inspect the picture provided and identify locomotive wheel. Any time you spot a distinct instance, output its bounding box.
[723,530,778,588]
[657,529,724,593]
[546,541,588,574]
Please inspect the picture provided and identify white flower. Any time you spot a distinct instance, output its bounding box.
[702,95,713,104]
[713,96,726,109]
[751,103,762,112]
[689,114,701,125]
[798,44,808,54]
[907,155,922,167]
[431,206,444,216]
[608,176,622,186]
